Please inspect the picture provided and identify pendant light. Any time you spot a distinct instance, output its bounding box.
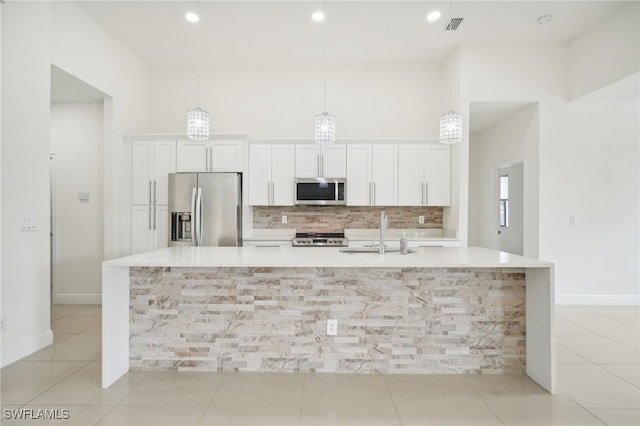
[314,0,336,145]
[186,1,210,141]
[439,0,462,145]
[187,74,210,141]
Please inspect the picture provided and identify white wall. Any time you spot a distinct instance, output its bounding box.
[149,63,443,139]
[1,1,53,366]
[552,101,639,304]
[460,42,639,304]
[51,1,149,260]
[469,104,539,257]
[1,1,148,366]
[569,2,640,100]
[50,103,104,304]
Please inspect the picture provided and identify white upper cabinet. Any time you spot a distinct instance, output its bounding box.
[346,145,372,206]
[248,144,295,206]
[424,145,450,206]
[132,140,176,206]
[398,144,450,206]
[176,139,243,173]
[371,144,398,206]
[294,144,346,178]
[346,144,397,206]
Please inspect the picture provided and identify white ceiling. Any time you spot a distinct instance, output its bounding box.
[75,1,627,66]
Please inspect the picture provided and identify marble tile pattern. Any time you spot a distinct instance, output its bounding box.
[129,267,526,374]
[252,206,443,230]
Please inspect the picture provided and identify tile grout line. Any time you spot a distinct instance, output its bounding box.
[557,315,640,354]
[381,375,406,426]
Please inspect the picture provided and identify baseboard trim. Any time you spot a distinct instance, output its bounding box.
[54,293,102,305]
[0,330,54,368]
[556,294,640,306]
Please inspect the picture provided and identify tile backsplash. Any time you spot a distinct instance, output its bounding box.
[253,206,443,230]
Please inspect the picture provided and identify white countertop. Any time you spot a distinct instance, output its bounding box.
[104,246,552,269]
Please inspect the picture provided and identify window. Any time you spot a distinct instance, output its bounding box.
[499,175,509,227]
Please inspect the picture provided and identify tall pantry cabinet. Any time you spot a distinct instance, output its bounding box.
[131,140,176,254]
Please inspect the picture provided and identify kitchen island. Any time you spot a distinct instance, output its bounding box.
[102,246,554,392]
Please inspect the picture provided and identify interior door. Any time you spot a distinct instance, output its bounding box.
[498,163,524,255]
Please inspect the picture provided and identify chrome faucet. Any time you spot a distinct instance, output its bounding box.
[379,211,387,254]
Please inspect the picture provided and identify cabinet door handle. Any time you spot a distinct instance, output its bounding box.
[271,182,275,205]
[373,182,376,205]
[267,181,271,205]
[153,180,157,204]
[368,182,372,205]
[421,182,425,206]
[425,182,429,206]
[148,180,152,204]
[153,205,157,230]
[148,205,152,230]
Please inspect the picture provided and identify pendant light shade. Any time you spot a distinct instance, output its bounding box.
[187,107,210,141]
[439,110,462,145]
[314,112,336,145]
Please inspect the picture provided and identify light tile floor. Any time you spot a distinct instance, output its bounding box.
[1,304,638,425]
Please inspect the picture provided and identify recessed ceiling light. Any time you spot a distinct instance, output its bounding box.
[427,10,441,22]
[536,14,553,25]
[312,11,325,22]
[185,12,200,23]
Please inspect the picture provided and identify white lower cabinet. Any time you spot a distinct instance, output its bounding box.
[346,144,397,206]
[242,240,291,247]
[131,205,168,254]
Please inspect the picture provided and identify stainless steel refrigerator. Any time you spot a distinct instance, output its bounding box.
[168,173,242,247]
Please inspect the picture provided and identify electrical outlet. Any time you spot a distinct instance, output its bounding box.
[281,215,287,224]
[326,319,337,336]
[1,316,6,332]
[569,216,576,226]
[418,215,425,224]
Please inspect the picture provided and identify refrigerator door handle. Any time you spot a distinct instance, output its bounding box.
[195,187,203,246]
[191,187,198,246]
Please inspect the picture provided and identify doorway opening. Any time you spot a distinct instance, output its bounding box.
[50,65,106,305]
[496,162,524,255]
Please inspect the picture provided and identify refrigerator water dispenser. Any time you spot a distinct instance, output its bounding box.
[171,212,192,242]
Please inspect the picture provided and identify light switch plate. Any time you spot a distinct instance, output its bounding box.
[20,216,38,232]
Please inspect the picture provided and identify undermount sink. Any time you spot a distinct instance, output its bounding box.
[339,247,416,254]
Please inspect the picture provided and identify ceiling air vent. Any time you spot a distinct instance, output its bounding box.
[444,17,464,31]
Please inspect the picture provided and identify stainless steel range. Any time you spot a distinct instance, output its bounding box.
[292,232,348,247]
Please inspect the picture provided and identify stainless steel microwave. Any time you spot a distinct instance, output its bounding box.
[295,178,346,206]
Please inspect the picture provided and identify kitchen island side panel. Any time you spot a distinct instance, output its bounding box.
[128,267,526,375]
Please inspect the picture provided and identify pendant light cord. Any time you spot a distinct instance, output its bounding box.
[195,0,201,108]
[322,0,327,113]
[447,0,453,111]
